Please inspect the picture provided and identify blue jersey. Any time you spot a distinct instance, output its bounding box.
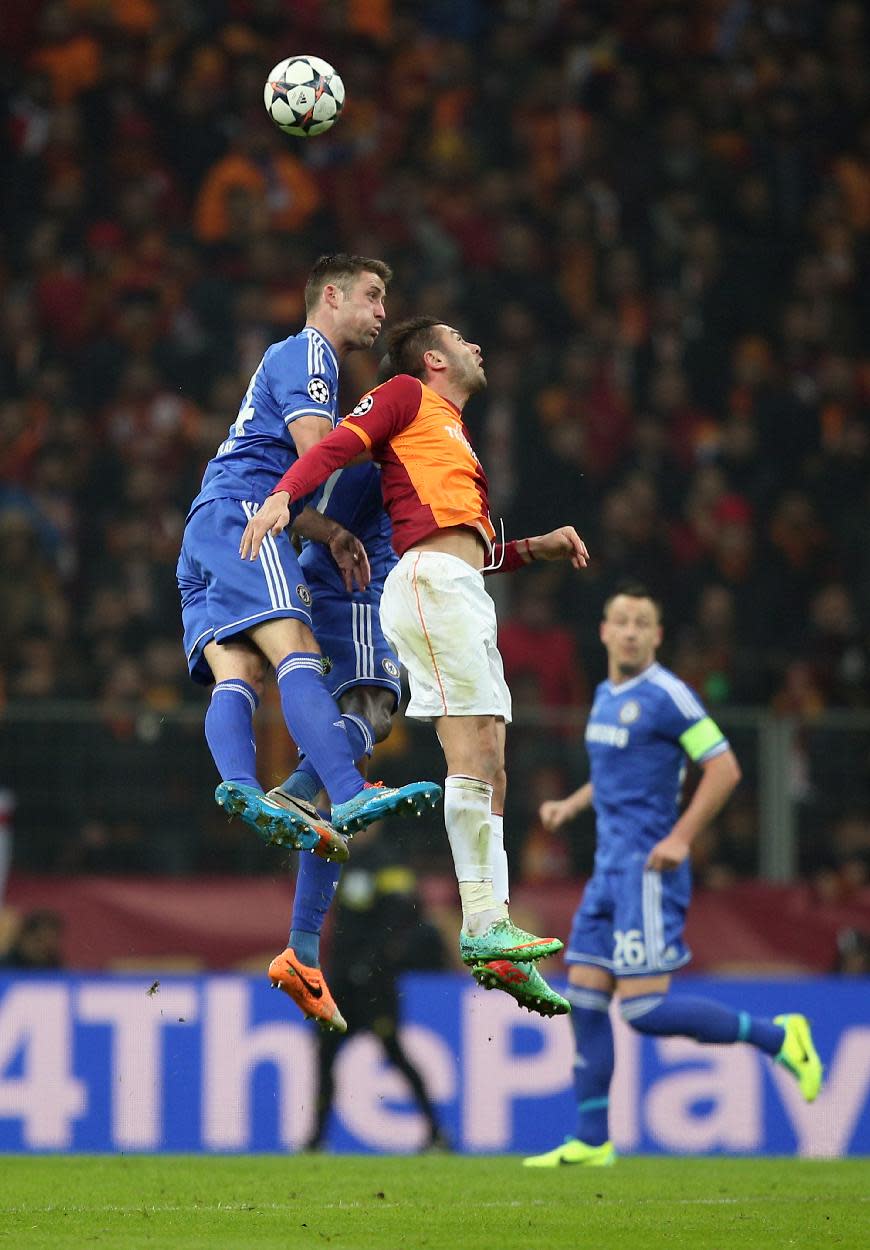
[188,326,339,517]
[297,420,399,706]
[586,661,729,871]
[300,462,397,592]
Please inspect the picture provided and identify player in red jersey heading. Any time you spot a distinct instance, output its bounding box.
[242,317,589,1017]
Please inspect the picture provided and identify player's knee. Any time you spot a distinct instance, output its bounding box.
[239,660,267,698]
[340,689,394,744]
[568,965,614,995]
[491,765,507,811]
[249,669,267,699]
[472,727,502,786]
[210,643,268,694]
[368,707,392,743]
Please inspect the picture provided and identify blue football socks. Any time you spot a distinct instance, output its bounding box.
[566,986,614,1147]
[275,653,362,805]
[562,985,788,1151]
[342,713,375,760]
[621,994,786,1055]
[289,843,342,969]
[279,766,320,805]
[204,680,260,786]
[280,713,375,803]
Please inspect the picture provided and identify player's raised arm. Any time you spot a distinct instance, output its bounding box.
[487,525,590,574]
[527,526,589,569]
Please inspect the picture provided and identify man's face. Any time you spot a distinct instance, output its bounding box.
[334,271,387,349]
[437,325,487,395]
[600,594,662,678]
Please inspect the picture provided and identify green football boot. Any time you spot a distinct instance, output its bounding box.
[774,1013,823,1102]
[459,917,563,966]
[523,1137,616,1168]
[472,959,570,1018]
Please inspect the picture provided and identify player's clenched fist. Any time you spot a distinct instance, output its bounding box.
[240,491,292,560]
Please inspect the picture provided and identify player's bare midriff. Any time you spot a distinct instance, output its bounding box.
[407,525,487,570]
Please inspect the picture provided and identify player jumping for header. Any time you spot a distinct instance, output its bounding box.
[176,257,441,865]
[240,316,591,1013]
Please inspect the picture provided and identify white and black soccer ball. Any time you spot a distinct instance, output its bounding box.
[263,55,345,138]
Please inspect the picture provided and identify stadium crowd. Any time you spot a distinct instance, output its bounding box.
[1,0,869,884]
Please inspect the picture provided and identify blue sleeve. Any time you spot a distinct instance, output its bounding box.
[263,338,335,428]
[652,677,729,762]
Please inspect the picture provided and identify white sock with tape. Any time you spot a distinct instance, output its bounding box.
[444,775,507,934]
[490,808,509,908]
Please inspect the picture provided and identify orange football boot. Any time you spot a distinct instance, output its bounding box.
[268,947,347,1032]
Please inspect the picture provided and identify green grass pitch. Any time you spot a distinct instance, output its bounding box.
[2,1156,867,1250]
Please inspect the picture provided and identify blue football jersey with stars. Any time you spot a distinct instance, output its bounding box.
[188,326,339,517]
[586,661,729,871]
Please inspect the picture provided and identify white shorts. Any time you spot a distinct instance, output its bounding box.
[380,550,512,723]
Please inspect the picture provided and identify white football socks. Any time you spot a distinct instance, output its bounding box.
[444,775,508,935]
[490,808,509,908]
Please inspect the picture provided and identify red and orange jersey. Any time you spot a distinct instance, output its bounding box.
[274,374,495,556]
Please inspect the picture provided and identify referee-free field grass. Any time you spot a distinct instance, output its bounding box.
[1,1155,867,1250]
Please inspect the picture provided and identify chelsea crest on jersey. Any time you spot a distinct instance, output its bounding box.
[187,326,339,518]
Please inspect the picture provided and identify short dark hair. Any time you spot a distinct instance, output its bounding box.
[603,581,663,621]
[384,316,444,379]
[304,253,392,313]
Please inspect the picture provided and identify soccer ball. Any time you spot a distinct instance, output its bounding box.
[263,55,345,137]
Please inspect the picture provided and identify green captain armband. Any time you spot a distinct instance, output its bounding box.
[679,717,725,762]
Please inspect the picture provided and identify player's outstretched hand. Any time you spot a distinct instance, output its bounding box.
[646,832,691,872]
[240,492,291,560]
[529,526,590,569]
[328,528,371,593]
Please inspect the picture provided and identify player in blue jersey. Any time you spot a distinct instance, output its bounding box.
[176,253,441,868]
[523,583,823,1168]
[263,455,404,1030]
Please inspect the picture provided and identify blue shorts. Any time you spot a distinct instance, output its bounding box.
[566,856,692,978]
[306,570,401,707]
[177,498,314,685]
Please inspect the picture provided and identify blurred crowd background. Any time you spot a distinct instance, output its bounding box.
[1,0,869,919]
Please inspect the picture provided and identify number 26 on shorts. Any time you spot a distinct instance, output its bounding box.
[613,928,646,969]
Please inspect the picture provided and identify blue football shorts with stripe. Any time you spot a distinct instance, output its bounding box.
[306,571,401,708]
[566,854,693,977]
[177,498,314,685]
